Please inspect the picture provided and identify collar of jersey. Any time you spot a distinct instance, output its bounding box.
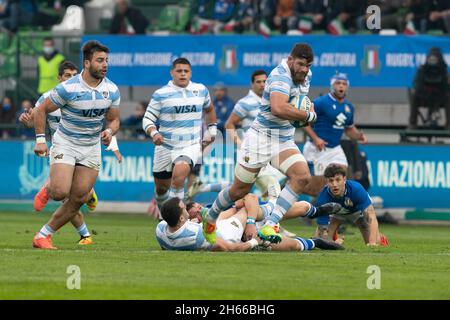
[280,59,291,78]
[165,220,188,239]
[248,89,262,103]
[168,80,192,91]
[79,70,106,91]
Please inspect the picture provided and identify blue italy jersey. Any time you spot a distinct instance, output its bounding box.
[310,93,354,148]
[252,59,311,142]
[144,81,211,149]
[316,180,372,215]
[49,72,120,146]
[155,220,212,251]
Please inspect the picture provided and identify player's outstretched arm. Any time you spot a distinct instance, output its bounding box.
[345,126,368,144]
[203,103,218,146]
[362,205,380,246]
[225,112,243,146]
[270,92,316,123]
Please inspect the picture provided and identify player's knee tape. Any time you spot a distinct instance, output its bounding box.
[235,164,258,184]
[279,154,306,174]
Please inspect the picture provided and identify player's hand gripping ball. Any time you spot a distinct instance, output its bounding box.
[289,94,312,128]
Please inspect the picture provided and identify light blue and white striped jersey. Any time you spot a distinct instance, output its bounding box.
[155,220,212,251]
[251,59,312,142]
[49,71,120,146]
[144,81,211,149]
[36,90,61,138]
[231,90,261,132]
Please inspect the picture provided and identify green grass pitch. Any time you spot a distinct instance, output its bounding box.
[0,211,449,300]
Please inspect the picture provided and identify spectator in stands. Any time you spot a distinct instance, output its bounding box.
[262,0,297,34]
[190,0,239,34]
[37,37,65,95]
[0,0,37,33]
[213,82,234,134]
[122,101,147,139]
[427,0,450,34]
[403,0,428,34]
[336,0,365,34]
[0,96,16,138]
[0,0,8,19]
[293,0,328,33]
[16,99,34,138]
[408,47,449,129]
[109,0,149,35]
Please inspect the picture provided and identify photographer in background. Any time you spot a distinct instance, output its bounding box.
[408,47,449,130]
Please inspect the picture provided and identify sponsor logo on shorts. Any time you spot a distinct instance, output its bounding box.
[230,221,240,229]
[244,156,250,163]
[54,153,64,160]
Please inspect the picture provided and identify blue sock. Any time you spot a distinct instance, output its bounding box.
[199,181,231,193]
[295,237,315,251]
[317,215,330,226]
[259,201,275,219]
[76,223,91,237]
[208,186,233,222]
[304,202,318,218]
[267,184,299,224]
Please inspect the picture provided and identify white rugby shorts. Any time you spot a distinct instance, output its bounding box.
[238,128,305,169]
[153,143,201,173]
[303,141,348,176]
[49,132,101,170]
[216,216,244,243]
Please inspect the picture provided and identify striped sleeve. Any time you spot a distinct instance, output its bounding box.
[110,89,121,108]
[232,101,248,119]
[143,93,161,131]
[35,94,46,108]
[269,74,291,96]
[203,87,211,109]
[49,84,69,108]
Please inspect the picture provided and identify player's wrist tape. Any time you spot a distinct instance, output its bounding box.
[150,130,159,138]
[207,123,217,137]
[105,128,113,136]
[247,238,258,248]
[306,111,317,123]
[246,218,256,225]
[36,134,46,144]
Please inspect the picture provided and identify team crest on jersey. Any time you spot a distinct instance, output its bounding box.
[344,198,353,207]
[192,90,199,96]
[345,105,350,113]
[102,91,109,99]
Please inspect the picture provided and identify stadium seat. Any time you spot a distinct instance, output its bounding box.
[51,5,86,35]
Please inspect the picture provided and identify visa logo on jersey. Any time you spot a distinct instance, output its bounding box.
[175,105,197,113]
[82,109,107,117]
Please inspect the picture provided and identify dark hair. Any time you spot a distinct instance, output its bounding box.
[185,201,196,212]
[82,40,110,62]
[58,60,78,76]
[251,69,267,83]
[324,164,347,178]
[160,198,183,227]
[290,43,314,63]
[172,57,191,69]
[43,37,54,43]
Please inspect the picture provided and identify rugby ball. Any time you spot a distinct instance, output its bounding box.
[289,95,312,128]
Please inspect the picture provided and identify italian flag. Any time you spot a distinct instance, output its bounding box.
[404,21,416,35]
[365,49,378,70]
[225,49,236,69]
[223,20,237,32]
[327,18,345,35]
[298,16,313,34]
[259,21,271,37]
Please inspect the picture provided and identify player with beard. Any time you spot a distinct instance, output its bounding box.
[204,43,319,244]
[32,40,121,249]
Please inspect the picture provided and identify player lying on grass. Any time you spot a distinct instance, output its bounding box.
[315,164,389,247]
[155,194,343,252]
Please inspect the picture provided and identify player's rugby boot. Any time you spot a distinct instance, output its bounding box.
[86,190,98,212]
[258,224,282,244]
[34,181,50,212]
[78,236,93,245]
[32,234,57,250]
